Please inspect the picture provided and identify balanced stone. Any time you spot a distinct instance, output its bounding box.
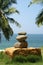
[18,32,26,35]
[14,41,28,48]
[16,35,27,41]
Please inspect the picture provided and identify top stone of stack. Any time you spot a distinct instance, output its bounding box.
[18,32,26,35]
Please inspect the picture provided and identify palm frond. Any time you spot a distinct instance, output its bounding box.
[28,0,43,7]
[4,8,19,14]
[11,0,17,3]
[7,17,21,27]
[0,14,8,28]
[1,0,17,9]
[1,0,10,9]
[28,1,32,7]
[36,10,43,27]
[0,0,20,41]
[36,9,43,19]
[2,24,13,40]
[0,0,3,8]
[32,0,43,3]
[0,14,13,40]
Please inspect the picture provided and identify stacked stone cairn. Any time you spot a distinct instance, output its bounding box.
[5,32,41,58]
[14,32,28,48]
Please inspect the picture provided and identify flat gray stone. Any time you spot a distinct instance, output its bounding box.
[16,35,27,41]
[18,32,26,35]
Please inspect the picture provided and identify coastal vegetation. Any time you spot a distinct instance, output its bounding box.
[0,0,20,42]
[0,0,43,42]
[0,0,43,65]
[0,47,43,65]
[28,0,43,27]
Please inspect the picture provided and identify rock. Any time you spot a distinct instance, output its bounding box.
[18,32,26,35]
[13,48,41,56]
[14,42,21,48]
[5,47,41,58]
[5,47,17,57]
[14,41,28,48]
[16,35,27,41]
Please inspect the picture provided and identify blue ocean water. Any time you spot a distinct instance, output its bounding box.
[0,34,43,49]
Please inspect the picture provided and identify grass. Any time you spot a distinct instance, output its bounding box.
[12,55,42,63]
[0,47,43,65]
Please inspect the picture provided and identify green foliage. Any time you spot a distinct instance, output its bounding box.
[0,50,43,65]
[0,52,4,59]
[4,8,19,14]
[28,0,43,27]
[36,10,43,27]
[27,55,42,62]
[29,0,43,4]
[0,52,42,63]
[32,0,43,4]
[0,52,11,64]
[12,55,27,63]
[12,55,42,63]
[28,0,43,7]
[0,0,21,41]
[0,0,17,9]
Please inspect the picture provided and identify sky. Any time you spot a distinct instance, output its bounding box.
[10,0,43,34]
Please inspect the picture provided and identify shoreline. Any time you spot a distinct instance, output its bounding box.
[0,49,5,52]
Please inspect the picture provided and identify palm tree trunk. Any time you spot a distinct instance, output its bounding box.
[0,28,1,43]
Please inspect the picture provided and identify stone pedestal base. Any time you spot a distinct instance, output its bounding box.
[5,47,41,58]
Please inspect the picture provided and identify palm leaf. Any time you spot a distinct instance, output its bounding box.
[0,14,8,28]
[0,0,3,8]
[2,24,13,40]
[4,8,19,15]
[1,0,10,9]
[11,0,17,3]
[7,17,21,27]
[1,0,17,9]
[0,0,20,41]
[28,2,32,7]
[28,0,43,7]
[32,0,43,3]
[36,9,43,19]
[0,12,13,40]
[36,10,43,27]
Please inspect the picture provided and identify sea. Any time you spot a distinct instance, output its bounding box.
[0,34,43,49]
